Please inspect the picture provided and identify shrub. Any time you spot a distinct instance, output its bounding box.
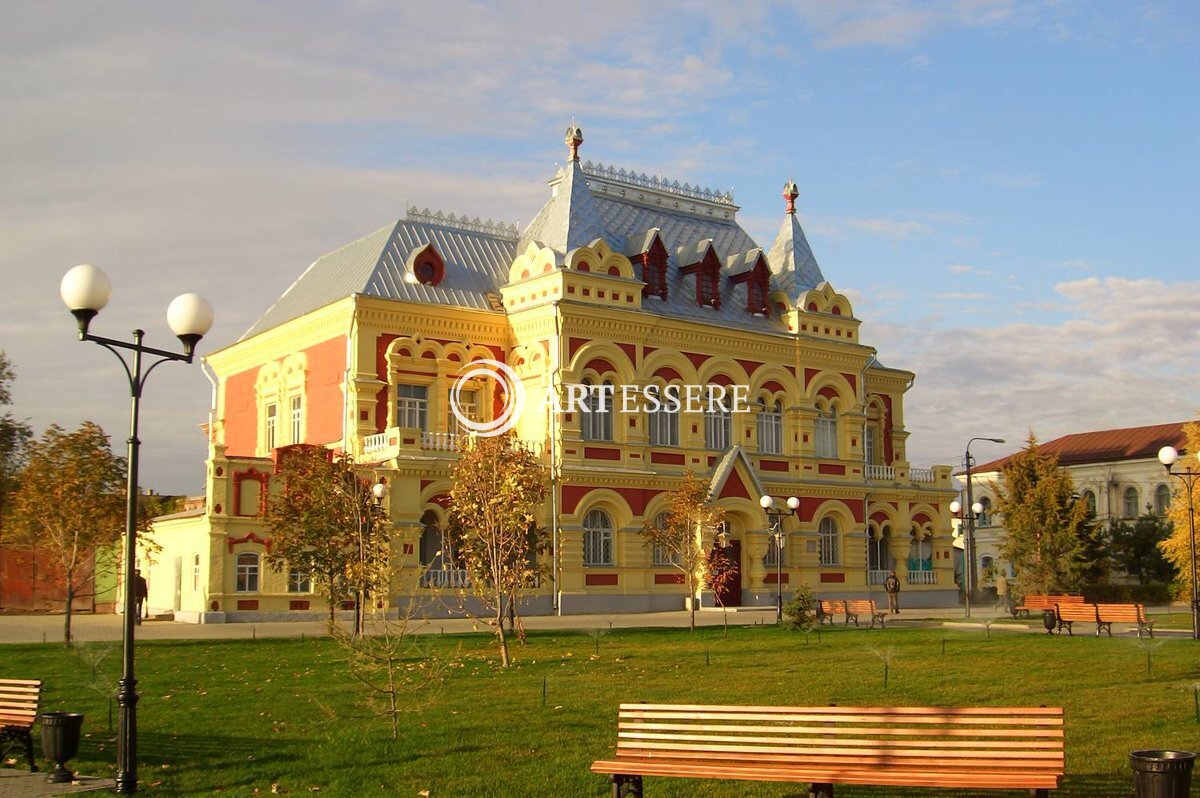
[1081,582,1173,605]
[782,584,817,631]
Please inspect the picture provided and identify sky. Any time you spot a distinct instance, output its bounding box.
[2,0,1198,494]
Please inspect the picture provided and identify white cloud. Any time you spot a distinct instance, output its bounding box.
[947,263,993,275]
[879,277,1200,468]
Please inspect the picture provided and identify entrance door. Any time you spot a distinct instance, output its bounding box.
[173,557,183,612]
[712,540,742,607]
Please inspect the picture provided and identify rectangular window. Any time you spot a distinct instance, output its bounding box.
[704,407,731,451]
[648,405,679,447]
[652,545,681,566]
[864,426,876,465]
[583,531,613,566]
[192,554,201,592]
[757,408,782,454]
[290,395,303,444]
[815,415,837,459]
[450,389,478,433]
[287,569,312,593]
[235,553,259,592]
[397,384,428,430]
[764,535,786,567]
[265,403,277,451]
[581,383,613,441]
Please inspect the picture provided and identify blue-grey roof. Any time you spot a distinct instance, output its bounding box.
[242,153,829,340]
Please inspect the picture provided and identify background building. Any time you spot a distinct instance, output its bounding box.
[146,129,956,622]
[960,422,1187,593]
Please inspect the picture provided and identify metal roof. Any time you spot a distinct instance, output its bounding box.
[767,212,826,299]
[969,422,1190,474]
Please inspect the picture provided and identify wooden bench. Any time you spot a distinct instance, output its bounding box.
[591,702,1065,797]
[816,599,845,626]
[1055,603,1155,638]
[0,678,41,772]
[1012,594,1084,618]
[844,599,887,628]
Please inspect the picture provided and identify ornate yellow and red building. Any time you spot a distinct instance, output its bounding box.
[148,128,957,622]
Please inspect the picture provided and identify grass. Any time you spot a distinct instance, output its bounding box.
[3,625,1199,796]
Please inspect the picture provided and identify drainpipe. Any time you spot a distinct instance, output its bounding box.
[860,354,877,597]
[343,308,358,452]
[550,300,562,615]
[201,357,218,446]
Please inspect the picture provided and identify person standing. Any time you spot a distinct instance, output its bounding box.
[134,569,148,625]
[884,570,900,614]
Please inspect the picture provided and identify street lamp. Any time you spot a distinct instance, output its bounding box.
[60,264,213,795]
[760,494,800,622]
[959,437,1005,619]
[1157,445,1199,640]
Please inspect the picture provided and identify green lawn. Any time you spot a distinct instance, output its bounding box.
[3,625,1198,796]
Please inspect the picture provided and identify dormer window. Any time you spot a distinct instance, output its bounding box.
[407,243,445,287]
[727,250,771,316]
[625,229,669,300]
[679,241,722,309]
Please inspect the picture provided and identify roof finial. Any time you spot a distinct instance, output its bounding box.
[565,122,583,162]
[783,180,799,215]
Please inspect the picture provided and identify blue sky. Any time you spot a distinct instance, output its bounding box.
[2,1,1198,492]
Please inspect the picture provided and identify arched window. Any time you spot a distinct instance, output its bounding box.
[1082,490,1097,516]
[235,553,259,592]
[647,385,679,447]
[757,398,783,454]
[1155,484,1172,515]
[868,526,891,573]
[419,510,445,568]
[650,511,680,566]
[977,497,992,526]
[818,517,839,566]
[581,379,614,441]
[1123,486,1139,518]
[703,386,732,451]
[583,509,614,566]
[815,406,838,458]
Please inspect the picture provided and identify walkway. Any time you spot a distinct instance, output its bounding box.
[0,771,110,797]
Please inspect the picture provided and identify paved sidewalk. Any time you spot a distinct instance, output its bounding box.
[1,604,1182,644]
[0,771,110,797]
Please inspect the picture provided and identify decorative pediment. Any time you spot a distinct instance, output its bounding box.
[508,241,559,284]
[800,281,853,317]
[565,238,634,278]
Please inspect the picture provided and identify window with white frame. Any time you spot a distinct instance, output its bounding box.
[289,395,303,443]
[581,380,614,441]
[818,517,839,566]
[450,388,479,433]
[868,528,890,571]
[192,553,201,592]
[650,511,681,566]
[1083,489,1097,516]
[647,388,679,447]
[757,399,783,454]
[704,387,732,451]
[863,425,877,465]
[1155,484,1171,515]
[397,384,428,430]
[235,552,260,592]
[265,403,277,451]
[815,406,838,458]
[287,568,312,593]
[977,497,993,526]
[1123,486,1139,518]
[763,527,786,567]
[582,508,614,566]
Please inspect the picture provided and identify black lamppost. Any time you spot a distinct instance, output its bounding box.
[950,499,983,617]
[60,264,213,794]
[760,494,799,622]
[959,437,1005,619]
[1157,445,1199,640]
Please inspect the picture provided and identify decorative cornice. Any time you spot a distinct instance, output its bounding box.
[405,206,519,239]
[572,161,735,207]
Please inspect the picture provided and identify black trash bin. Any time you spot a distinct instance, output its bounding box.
[40,712,84,784]
[1130,750,1195,798]
[1041,609,1058,635]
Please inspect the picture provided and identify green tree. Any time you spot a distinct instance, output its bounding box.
[0,352,33,544]
[263,446,391,635]
[994,434,1093,596]
[448,433,546,667]
[639,471,726,631]
[5,422,131,645]
[1161,420,1200,598]
[1109,511,1176,584]
[781,583,818,632]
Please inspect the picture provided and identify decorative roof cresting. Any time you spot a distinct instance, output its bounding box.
[576,160,735,206]
[405,206,519,240]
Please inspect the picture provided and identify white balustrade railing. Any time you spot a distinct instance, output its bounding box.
[363,432,390,453]
[907,570,937,585]
[419,568,471,589]
[868,569,890,585]
[865,464,895,481]
[909,467,935,483]
[422,431,461,451]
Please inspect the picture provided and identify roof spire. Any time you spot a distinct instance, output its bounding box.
[565,122,583,162]
[783,180,799,215]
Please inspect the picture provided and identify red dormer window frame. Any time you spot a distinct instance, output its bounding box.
[409,243,445,287]
[680,247,722,309]
[637,237,669,300]
[730,253,771,316]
